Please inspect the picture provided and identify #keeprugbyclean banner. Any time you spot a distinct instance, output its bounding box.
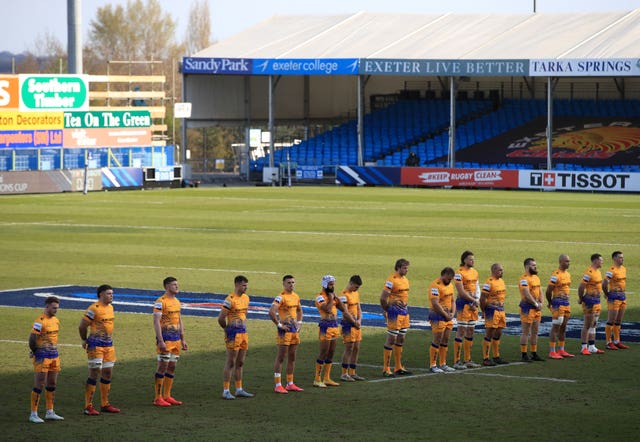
[402,167,519,188]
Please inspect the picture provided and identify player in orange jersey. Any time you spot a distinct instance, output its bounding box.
[218,275,254,400]
[578,254,605,355]
[545,254,574,359]
[453,250,481,370]
[28,296,64,423]
[152,277,188,407]
[313,275,354,387]
[428,267,457,373]
[269,274,304,394]
[79,284,120,415]
[603,251,629,350]
[480,263,509,366]
[380,258,412,377]
[339,275,365,381]
[518,259,545,362]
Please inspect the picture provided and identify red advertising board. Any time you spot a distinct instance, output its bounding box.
[401,167,519,188]
[63,127,152,148]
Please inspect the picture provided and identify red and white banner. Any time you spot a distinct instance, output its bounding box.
[401,167,519,188]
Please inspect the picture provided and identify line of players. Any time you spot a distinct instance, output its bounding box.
[27,250,629,420]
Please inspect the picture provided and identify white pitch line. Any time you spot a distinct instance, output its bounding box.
[2,221,638,248]
[0,339,82,348]
[362,362,576,383]
[116,265,278,275]
[464,372,577,383]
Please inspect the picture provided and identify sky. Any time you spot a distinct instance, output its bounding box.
[3,0,640,54]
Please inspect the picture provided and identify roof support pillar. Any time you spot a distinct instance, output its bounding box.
[546,76,555,170]
[448,77,457,168]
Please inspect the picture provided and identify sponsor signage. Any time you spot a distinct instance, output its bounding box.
[296,165,323,179]
[253,58,359,75]
[0,111,64,130]
[182,57,359,75]
[0,75,19,109]
[402,167,519,188]
[19,75,89,111]
[519,170,640,192]
[530,59,640,77]
[182,57,253,74]
[63,111,152,129]
[0,129,63,148]
[63,127,151,148]
[360,59,528,76]
[173,102,192,119]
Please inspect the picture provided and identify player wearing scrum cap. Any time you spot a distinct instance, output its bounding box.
[313,275,354,387]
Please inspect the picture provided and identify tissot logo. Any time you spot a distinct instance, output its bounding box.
[544,173,556,186]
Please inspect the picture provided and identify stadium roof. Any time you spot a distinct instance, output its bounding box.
[194,10,640,59]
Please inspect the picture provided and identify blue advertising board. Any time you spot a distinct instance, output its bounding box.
[182,57,358,75]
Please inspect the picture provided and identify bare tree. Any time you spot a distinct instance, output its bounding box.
[88,0,179,62]
[184,0,213,55]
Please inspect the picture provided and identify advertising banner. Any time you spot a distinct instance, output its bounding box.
[0,75,19,110]
[63,127,151,148]
[360,59,528,77]
[0,111,64,130]
[402,167,519,188]
[530,59,640,77]
[64,110,152,128]
[19,74,89,111]
[0,129,63,148]
[519,170,640,192]
[0,169,102,194]
[182,57,253,75]
[252,58,359,75]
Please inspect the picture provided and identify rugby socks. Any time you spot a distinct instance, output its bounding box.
[605,323,613,343]
[348,364,357,376]
[558,340,566,352]
[491,337,501,357]
[45,386,55,410]
[549,342,557,353]
[393,344,403,370]
[323,359,333,382]
[383,346,393,372]
[154,373,164,400]
[274,372,282,387]
[31,387,41,412]
[342,363,349,376]
[286,373,294,385]
[453,338,463,364]
[315,359,324,381]
[223,381,231,392]
[531,344,538,353]
[99,378,111,407]
[85,378,97,407]
[613,324,621,343]
[463,337,473,362]
[234,380,242,391]
[438,344,448,366]
[429,343,439,367]
[163,373,174,398]
[520,344,528,359]
[482,337,491,359]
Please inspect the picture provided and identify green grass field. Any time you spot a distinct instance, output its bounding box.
[1,186,640,440]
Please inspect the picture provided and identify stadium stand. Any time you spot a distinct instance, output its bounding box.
[252,97,640,172]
